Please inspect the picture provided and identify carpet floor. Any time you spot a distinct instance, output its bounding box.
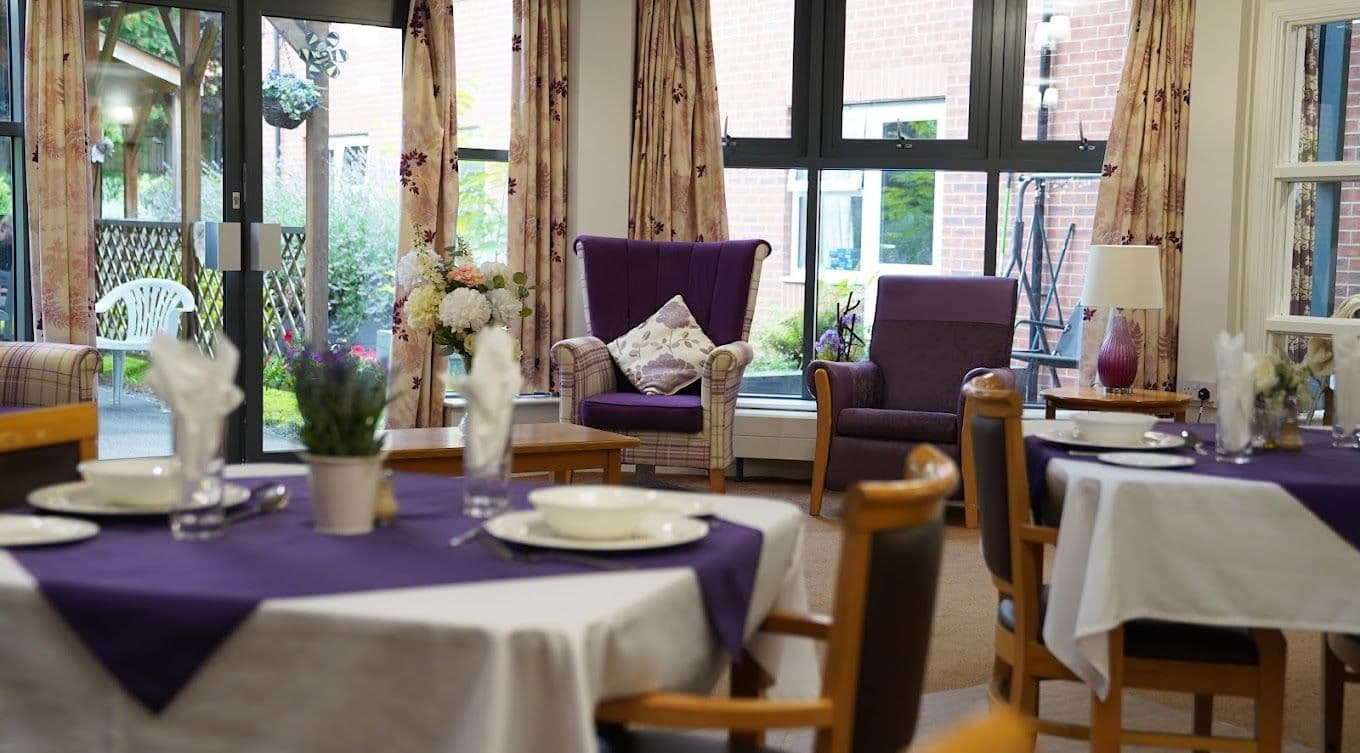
[642,472,1357,752]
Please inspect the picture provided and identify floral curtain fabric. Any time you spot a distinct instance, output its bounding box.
[387,0,458,429]
[627,0,727,242]
[24,0,96,346]
[1079,0,1196,391]
[1290,27,1320,318]
[507,0,567,391]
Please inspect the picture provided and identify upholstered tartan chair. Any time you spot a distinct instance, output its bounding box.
[807,275,1018,521]
[0,342,101,408]
[551,236,770,493]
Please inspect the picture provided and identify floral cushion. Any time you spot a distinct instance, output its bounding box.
[606,295,715,396]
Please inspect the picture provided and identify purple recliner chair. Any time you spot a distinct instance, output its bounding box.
[551,236,771,492]
[807,275,1018,520]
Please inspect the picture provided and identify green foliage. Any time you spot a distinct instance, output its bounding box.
[751,279,866,372]
[107,9,178,63]
[262,387,303,436]
[458,161,509,260]
[0,172,12,218]
[99,354,152,386]
[262,73,321,121]
[262,353,294,391]
[289,345,388,456]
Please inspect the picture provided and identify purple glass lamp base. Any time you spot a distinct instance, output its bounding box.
[1096,310,1140,393]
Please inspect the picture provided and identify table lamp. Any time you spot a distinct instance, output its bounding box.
[1080,245,1164,393]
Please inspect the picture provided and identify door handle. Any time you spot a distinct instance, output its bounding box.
[193,222,242,271]
[251,223,282,272]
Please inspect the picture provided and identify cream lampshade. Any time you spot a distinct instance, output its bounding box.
[1081,245,1164,392]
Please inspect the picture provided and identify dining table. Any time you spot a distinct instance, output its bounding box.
[0,464,817,753]
[1025,420,1360,698]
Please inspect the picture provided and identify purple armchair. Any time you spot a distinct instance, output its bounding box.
[807,275,1018,522]
[551,236,771,492]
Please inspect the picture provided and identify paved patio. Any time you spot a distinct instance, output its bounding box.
[97,384,299,459]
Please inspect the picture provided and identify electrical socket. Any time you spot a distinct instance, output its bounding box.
[1179,379,1214,406]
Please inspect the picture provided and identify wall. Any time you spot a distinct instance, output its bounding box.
[1177,0,1255,391]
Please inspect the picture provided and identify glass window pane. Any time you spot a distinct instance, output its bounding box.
[814,169,987,362]
[726,168,803,396]
[1021,0,1131,142]
[0,1,11,121]
[1290,20,1360,162]
[458,158,509,263]
[0,137,14,341]
[711,0,793,139]
[998,172,1101,400]
[453,0,511,150]
[1286,181,1360,318]
[842,0,972,141]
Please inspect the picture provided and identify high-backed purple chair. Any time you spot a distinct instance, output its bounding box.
[551,236,771,492]
[807,275,1017,521]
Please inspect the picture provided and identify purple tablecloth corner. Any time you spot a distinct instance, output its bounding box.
[1026,422,1360,551]
[11,473,764,713]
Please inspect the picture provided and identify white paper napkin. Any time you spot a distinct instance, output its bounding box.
[1334,333,1360,429]
[146,332,244,473]
[455,328,523,469]
[1213,331,1254,450]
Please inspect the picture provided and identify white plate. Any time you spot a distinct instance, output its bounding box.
[1096,452,1196,469]
[28,482,252,517]
[528,486,717,519]
[1037,428,1185,451]
[484,510,709,552]
[0,515,99,547]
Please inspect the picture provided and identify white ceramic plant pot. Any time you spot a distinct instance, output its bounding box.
[302,453,382,535]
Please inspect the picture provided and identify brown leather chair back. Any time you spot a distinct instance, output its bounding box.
[960,372,1029,589]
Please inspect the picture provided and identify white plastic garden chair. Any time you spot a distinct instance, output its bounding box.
[95,278,196,405]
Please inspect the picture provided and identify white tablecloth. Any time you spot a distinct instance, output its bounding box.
[1039,451,1360,698]
[0,465,817,753]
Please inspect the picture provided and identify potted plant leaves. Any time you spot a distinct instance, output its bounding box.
[289,343,390,534]
[261,72,321,130]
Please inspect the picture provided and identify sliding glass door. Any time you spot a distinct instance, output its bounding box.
[87,0,402,460]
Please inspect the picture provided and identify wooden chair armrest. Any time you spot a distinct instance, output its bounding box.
[596,693,834,731]
[1018,524,1058,545]
[759,610,832,640]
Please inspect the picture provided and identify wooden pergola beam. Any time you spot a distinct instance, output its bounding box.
[159,8,183,66]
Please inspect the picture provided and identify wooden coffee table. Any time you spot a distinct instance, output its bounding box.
[1041,386,1191,421]
[382,423,640,484]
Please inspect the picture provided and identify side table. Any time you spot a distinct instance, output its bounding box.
[1041,386,1191,421]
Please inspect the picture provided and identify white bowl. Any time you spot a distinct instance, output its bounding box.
[528,485,655,540]
[77,458,181,507]
[1071,412,1158,445]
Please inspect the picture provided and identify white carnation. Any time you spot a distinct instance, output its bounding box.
[438,287,492,332]
[486,287,523,323]
[1252,356,1279,394]
[479,261,515,287]
[397,249,443,290]
[403,285,443,332]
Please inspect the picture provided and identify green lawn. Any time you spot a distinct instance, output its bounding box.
[101,353,302,435]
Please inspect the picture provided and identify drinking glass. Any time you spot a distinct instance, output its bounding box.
[462,414,512,519]
[171,415,227,540]
[1215,408,1253,464]
[1334,377,1360,449]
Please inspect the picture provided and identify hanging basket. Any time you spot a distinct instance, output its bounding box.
[262,96,306,130]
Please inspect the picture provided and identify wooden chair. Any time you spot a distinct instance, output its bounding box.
[960,371,1286,753]
[596,444,958,753]
[1323,633,1360,753]
[0,403,99,508]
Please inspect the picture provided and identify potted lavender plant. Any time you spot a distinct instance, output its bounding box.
[289,344,389,534]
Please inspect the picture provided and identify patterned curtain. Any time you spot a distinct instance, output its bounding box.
[507,0,567,391]
[1291,28,1320,318]
[387,0,458,429]
[24,0,96,346]
[627,0,727,242]
[1079,0,1196,391]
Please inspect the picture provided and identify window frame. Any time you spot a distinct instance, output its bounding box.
[721,0,1114,398]
[1240,0,1360,354]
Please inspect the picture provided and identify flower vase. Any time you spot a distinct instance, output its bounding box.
[302,453,383,535]
[1254,395,1301,451]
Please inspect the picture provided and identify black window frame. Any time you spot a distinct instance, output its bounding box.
[722,0,1112,399]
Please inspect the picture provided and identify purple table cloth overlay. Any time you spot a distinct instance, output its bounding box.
[10,472,764,714]
[1026,422,1360,551]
